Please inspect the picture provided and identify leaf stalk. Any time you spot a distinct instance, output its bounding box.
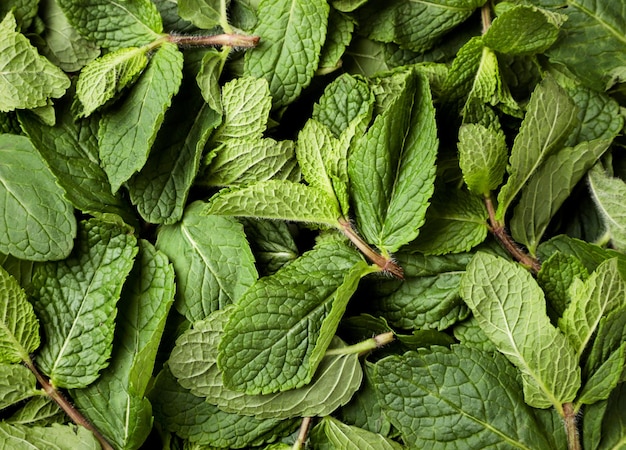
[563,402,581,450]
[292,416,313,450]
[324,331,395,356]
[167,33,260,48]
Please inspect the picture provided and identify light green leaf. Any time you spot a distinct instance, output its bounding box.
[588,163,626,252]
[483,5,565,55]
[241,219,299,275]
[38,0,100,73]
[0,423,100,450]
[409,186,488,255]
[0,265,40,363]
[537,252,589,320]
[311,416,402,450]
[31,218,138,388]
[156,201,257,322]
[128,77,222,224]
[0,0,39,29]
[538,235,625,274]
[178,0,227,29]
[99,42,183,193]
[318,9,354,72]
[0,363,38,410]
[373,346,553,449]
[297,119,341,199]
[58,0,162,50]
[0,253,33,289]
[205,180,341,226]
[453,315,496,352]
[559,258,626,359]
[210,76,272,144]
[460,252,581,408]
[151,365,297,448]
[496,77,579,220]
[458,122,508,195]
[510,139,612,256]
[577,343,626,405]
[0,12,70,112]
[244,0,329,109]
[196,48,228,112]
[218,240,370,394]
[0,134,76,261]
[203,138,298,187]
[76,47,149,118]
[331,0,368,13]
[349,68,438,253]
[7,397,64,427]
[355,0,486,53]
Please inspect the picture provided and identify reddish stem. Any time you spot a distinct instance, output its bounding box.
[563,402,582,450]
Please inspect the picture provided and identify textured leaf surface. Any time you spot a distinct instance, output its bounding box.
[311,416,402,450]
[218,240,369,394]
[0,12,71,112]
[0,423,100,449]
[178,0,224,29]
[0,134,76,261]
[6,397,64,427]
[373,346,552,449]
[156,202,257,322]
[349,68,438,253]
[460,253,581,408]
[0,363,37,410]
[537,252,589,320]
[58,0,162,50]
[577,343,625,405]
[99,42,183,193]
[588,164,626,252]
[318,9,354,71]
[0,265,39,363]
[31,218,138,388]
[597,380,626,449]
[244,0,329,108]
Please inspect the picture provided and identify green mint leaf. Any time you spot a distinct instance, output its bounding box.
[6,396,64,427]
[0,265,40,363]
[151,365,297,448]
[355,0,486,53]
[537,252,589,320]
[483,5,565,55]
[458,122,508,195]
[367,251,470,330]
[496,77,579,220]
[156,202,257,322]
[409,186,488,255]
[31,217,138,388]
[203,138,298,187]
[0,0,38,29]
[218,240,370,394]
[318,9,354,72]
[18,100,133,223]
[595,383,626,449]
[510,139,612,256]
[588,163,626,252]
[0,134,76,261]
[244,0,329,109]
[196,48,228,112]
[99,42,183,193]
[38,0,100,73]
[178,0,226,29]
[310,416,403,450]
[0,363,37,410]
[538,235,626,274]
[460,252,581,408]
[241,219,299,275]
[349,68,437,254]
[373,346,553,449]
[585,307,626,380]
[453,315,497,352]
[76,47,149,118]
[0,423,100,450]
[559,259,625,360]
[128,77,222,224]
[205,180,342,226]
[577,342,625,405]
[58,0,162,50]
[0,12,71,112]
[0,253,33,290]
[210,76,272,144]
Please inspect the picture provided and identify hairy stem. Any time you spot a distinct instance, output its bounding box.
[563,403,582,450]
[481,3,492,35]
[292,417,313,450]
[338,218,404,279]
[325,331,395,356]
[484,195,541,273]
[167,33,260,48]
[23,359,114,450]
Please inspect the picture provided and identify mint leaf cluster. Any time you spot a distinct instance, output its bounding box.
[2,0,626,449]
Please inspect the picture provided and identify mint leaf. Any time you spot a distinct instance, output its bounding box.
[98,42,183,193]
[373,346,553,449]
[31,217,138,388]
[588,163,626,252]
[0,134,76,261]
[205,180,342,226]
[585,307,626,381]
[349,68,437,254]
[244,0,329,109]
[0,423,100,450]
[577,343,625,405]
[0,0,38,29]
[496,77,579,220]
[318,9,354,73]
[0,265,40,363]
[178,0,226,29]
[0,12,71,112]
[156,201,257,322]
[196,48,228,112]
[218,240,370,394]
[596,382,626,449]
[460,252,581,408]
[0,363,37,410]
[311,416,402,450]
[58,0,162,50]
[76,47,149,118]
[241,219,299,275]
[6,396,64,427]
[537,252,589,320]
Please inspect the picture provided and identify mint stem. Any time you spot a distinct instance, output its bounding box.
[23,359,114,450]
[338,218,404,279]
[481,4,492,35]
[292,417,312,450]
[325,331,395,356]
[563,402,581,450]
[167,33,260,48]
[484,195,541,274]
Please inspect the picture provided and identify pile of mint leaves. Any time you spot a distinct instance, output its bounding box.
[2,0,626,448]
